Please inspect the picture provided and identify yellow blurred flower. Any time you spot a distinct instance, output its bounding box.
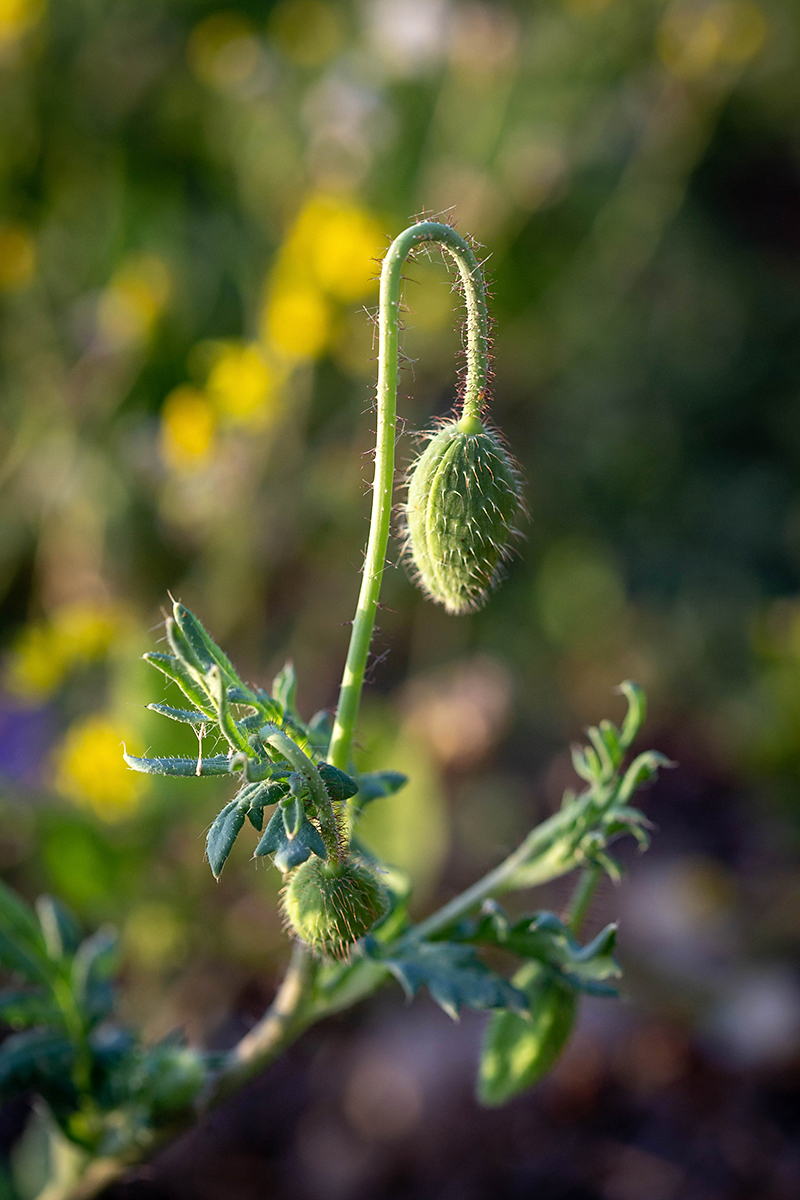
[310,206,383,302]
[0,0,44,46]
[96,254,171,349]
[657,0,767,79]
[159,385,216,472]
[268,0,344,69]
[260,194,383,362]
[262,283,331,360]
[287,194,383,301]
[188,12,260,90]
[206,341,283,424]
[5,603,123,701]
[54,716,145,821]
[0,223,36,289]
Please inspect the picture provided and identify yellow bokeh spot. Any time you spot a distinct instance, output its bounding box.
[188,12,261,90]
[206,341,281,423]
[260,194,383,362]
[0,0,44,44]
[657,0,767,79]
[96,254,171,348]
[159,385,216,471]
[310,207,383,302]
[0,223,36,289]
[5,603,123,700]
[54,716,145,821]
[268,0,343,68]
[263,283,331,360]
[287,195,383,302]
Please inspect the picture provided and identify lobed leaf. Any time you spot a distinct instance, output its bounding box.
[254,808,327,871]
[377,941,526,1021]
[206,801,247,878]
[281,796,304,839]
[124,751,231,777]
[317,762,359,804]
[147,703,207,726]
[454,906,621,997]
[173,602,240,687]
[617,680,646,750]
[142,652,215,718]
[272,661,298,717]
[354,770,408,807]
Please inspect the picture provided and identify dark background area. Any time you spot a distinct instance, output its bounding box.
[2,0,800,1196]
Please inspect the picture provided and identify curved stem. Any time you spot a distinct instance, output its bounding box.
[209,942,315,1102]
[328,221,490,771]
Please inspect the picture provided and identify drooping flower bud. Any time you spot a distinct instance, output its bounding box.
[404,414,522,615]
[282,856,389,960]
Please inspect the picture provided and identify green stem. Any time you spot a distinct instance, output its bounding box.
[210,942,315,1102]
[327,221,490,771]
[260,725,343,862]
[565,864,601,934]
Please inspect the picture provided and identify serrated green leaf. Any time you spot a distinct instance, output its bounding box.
[317,762,359,803]
[273,822,328,872]
[71,928,118,1024]
[281,796,304,839]
[618,751,674,803]
[173,602,240,686]
[206,801,247,878]
[0,989,61,1030]
[142,652,215,718]
[379,941,526,1021]
[570,745,596,784]
[587,726,615,781]
[617,681,646,750]
[35,896,82,961]
[478,962,577,1105]
[455,907,621,998]
[254,808,327,869]
[272,661,298,716]
[208,665,251,754]
[355,770,408,806]
[597,720,623,768]
[124,750,231,777]
[147,703,207,726]
[166,614,204,672]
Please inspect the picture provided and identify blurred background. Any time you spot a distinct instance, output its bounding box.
[2,0,800,1195]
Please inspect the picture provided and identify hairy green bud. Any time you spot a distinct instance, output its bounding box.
[404,415,522,615]
[282,856,389,960]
